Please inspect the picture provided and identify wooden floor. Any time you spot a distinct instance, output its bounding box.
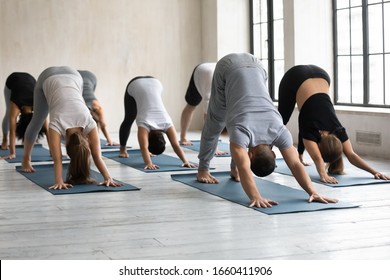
[1,131,390,260]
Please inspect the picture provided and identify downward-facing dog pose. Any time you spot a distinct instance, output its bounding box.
[180,63,227,156]
[180,63,216,145]
[119,76,196,170]
[22,66,122,190]
[278,64,389,183]
[197,53,338,208]
[1,72,48,159]
[78,70,117,146]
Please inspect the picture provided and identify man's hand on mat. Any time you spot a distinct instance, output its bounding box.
[320,174,338,184]
[182,161,197,168]
[308,193,338,204]
[100,178,123,187]
[215,149,228,156]
[374,172,390,180]
[0,153,16,160]
[49,182,73,190]
[179,139,193,146]
[197,171,219,184]
[249,197,278,208]
[145,163,159,170]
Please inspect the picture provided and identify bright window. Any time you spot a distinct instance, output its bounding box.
[250,0,284,101]
[334,0,390,107]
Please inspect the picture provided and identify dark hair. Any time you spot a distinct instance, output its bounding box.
[65,132,96,185]
[16,113,45,141]
[148,130,166,155]
[318,134,344,174]
[250,146,276,177]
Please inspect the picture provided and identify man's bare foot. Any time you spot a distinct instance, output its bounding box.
[197,170,219,184]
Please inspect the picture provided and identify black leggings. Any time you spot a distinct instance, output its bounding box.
[119,76,156,146]
[185,66,202,106]
[278,64,331,125]
[119,91,137,147]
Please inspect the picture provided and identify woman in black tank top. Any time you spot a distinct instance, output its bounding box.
[278,65,389,183]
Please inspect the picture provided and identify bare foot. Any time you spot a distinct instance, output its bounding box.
[197,170,219,184]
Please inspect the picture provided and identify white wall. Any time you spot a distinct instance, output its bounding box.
[0,0,202,134]
[201,0,218,62]
[200,0,250,60]
[216,0,250,58]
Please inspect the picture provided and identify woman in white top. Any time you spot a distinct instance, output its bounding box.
[22,66,122,190]
[119,76,196,170]
[180,63,216,145]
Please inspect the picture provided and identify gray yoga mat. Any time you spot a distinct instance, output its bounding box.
[274,158,390,187]
[0,144,56,163]
[171,171,359,215]
[102,149,199,172]
[181,140,230,157]
[15,164,140,195]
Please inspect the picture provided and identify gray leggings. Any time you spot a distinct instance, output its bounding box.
[2,86,11,136]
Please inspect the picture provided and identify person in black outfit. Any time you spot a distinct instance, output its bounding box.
[1,72,48,159]
[278,65,389,183]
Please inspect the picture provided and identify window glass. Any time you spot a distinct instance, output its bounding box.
[368,54,384,105]
[251,0,284,101]
[351,7,363,54]
[368,4,383,54]
[334,0,389,107]
[337,9,351,55]
[337,56,352,103]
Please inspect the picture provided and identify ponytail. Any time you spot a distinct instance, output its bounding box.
[66,132,96,185]
[318,133,344,174]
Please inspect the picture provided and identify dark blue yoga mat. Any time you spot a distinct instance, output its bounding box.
[62,139,123,150]
[0,144,56,163]
[181,140,230,157]
[102,149,199,172]
[171,171,359,215]
[274,158,390,187]
[15,164,140,195]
